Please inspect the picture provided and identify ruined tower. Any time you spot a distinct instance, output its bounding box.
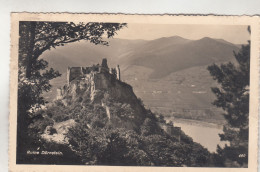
[100,58,109,73]
[67,67,83,84]
[116,65,121,81]
[67,67,71,85]
[101,58,108,68]
[66,58,121,86]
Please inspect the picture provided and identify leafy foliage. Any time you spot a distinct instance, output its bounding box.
[26,92,211,166]
[17,21,126,162]
[58,97,210,166]
[207,28,250,167]
[67,121,210,166]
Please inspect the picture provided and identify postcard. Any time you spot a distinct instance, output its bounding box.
[9,13,259,171]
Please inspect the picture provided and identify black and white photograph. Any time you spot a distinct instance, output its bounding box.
[9,14,259,171]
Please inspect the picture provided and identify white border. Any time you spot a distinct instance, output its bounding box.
[9,13,259,172]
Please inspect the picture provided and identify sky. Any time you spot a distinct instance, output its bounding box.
[114,24,250,44]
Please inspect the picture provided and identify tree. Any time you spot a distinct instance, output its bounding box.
[17,21,126,162]
[207,27,250,167]
[19,22,126,78]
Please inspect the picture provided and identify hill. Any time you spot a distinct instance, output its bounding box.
[119,36,239,78]
[29,59,211,166]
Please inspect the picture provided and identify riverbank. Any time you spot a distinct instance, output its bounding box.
[165,117,228,152]
[167,117,224,129]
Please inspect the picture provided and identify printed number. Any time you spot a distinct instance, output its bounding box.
[239,154,246,158]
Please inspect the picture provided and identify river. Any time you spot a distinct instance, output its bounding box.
[165,117,228,153]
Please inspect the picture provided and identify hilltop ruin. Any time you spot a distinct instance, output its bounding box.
[57,58,121,100]
[54,58,181,141]
[66,58,121,85]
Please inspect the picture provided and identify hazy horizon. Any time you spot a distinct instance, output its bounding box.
[104,35,245,45]
[113,23,250,44]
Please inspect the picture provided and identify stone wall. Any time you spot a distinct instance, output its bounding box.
[66,59,120,85]
[67,67,83,84]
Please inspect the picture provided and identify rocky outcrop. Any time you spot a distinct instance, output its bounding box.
[42,59,183,150]
[42,119,76,144]
[55,59,148,129]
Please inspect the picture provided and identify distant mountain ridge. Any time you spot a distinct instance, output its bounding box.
[42,36,239,80]
[41,36,240,124]
[118,36,239,78]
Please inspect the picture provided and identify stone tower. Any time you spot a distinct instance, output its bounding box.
[101,58,108,68]
[100,58,109,73]
[116,65,120,80]
[67,67,71,85]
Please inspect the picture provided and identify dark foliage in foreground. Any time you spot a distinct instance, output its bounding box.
[207,27,250,167]
[23,97,211,166]
[17,21,126,163]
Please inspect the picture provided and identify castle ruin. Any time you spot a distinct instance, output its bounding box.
[57,58,121,100]
[55,58,182,141]
[66,58,120,85]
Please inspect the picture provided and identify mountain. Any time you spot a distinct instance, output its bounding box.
[119,36,239,78]
[41,38,147,74]
[41,36,240,124]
